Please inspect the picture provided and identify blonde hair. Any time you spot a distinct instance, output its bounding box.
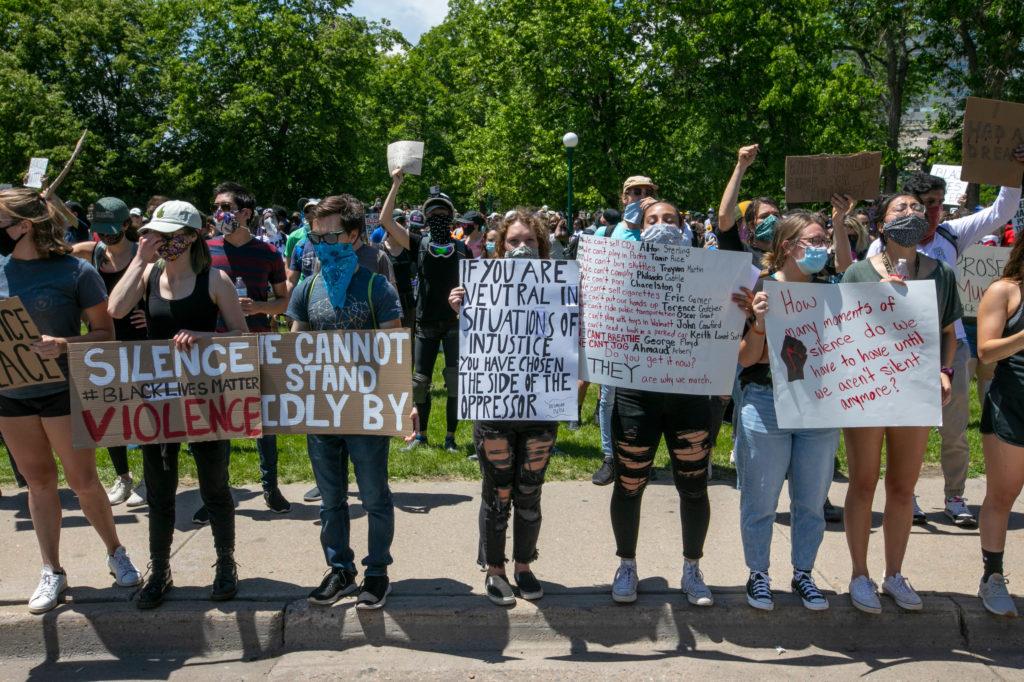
[0,188,72,257]
[761,210,826,274]
[844,215,870,254]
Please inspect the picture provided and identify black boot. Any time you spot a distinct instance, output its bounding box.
[137,562,173,610]
[211,548,238,601]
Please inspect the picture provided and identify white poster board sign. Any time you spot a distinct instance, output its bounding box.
[930,164,969,207]
[458,259,579,421]
[956,245,1012,316]
[764,281,942,428]
[579,236,755,394]
[387,141,424,176]
[25,158,49,189]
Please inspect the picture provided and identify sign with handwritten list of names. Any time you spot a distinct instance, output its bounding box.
[458,259,579,421]
[579,236,754,395]
[764,281,942,429]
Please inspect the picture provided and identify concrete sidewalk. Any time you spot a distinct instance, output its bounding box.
[1,471,1022,663]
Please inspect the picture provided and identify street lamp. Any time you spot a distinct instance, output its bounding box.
[563,132,578,222]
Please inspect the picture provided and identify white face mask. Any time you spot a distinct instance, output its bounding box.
[507,244,539,259]
[641,223,684,245]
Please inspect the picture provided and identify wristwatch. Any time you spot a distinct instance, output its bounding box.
[940,367,955,378]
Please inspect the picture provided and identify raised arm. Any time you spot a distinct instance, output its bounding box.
[380,168,411,250]
[108,232,158,318]
[830,194,854,273]
[718,144,759,233]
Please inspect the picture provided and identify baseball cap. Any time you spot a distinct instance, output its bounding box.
[303,198,320,212]
[141,200,203,234]
[456,210,486,227]
[89,197,130,235]
[409,210,425,227]
[622,175,658,193]
[423,192,456,217]
[129,207,143,217]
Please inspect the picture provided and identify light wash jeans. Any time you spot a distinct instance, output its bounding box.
[736,384,838,573]
[599,384,615,459]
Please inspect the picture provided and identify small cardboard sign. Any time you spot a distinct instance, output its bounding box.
[70,337,262,448]
[25,158,48,189]
[929,164,970,206]
[0,297,65,390]
[387,141,424,176]
[961,97,1024,187]
[956,245,1012,316]
[784,152,883,204]
[259,330,412,436]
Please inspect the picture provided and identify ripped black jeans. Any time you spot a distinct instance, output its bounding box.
[610,389,712,561]
[474,420,557,567]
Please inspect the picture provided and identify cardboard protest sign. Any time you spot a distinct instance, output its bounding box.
[930,164,969,206]
[579,237,756,394]
[957,245,1012,316]
[0,297,65,390]
[458,259,579,421]
[1012,197,1024,234]
[70,337,262,449]
[259,330,412,436]
[784,152,882,204]
[764,281,941,429]
[961,97,1024,187]
[387,141,424,176]
[25,158,48,189]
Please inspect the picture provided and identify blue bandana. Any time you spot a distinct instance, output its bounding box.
[314,241,358,309]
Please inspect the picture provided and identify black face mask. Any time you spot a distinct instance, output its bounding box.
[427,214,452,244]
[462,224,476,235]
[0,225,26,257]
[100,231,125,246]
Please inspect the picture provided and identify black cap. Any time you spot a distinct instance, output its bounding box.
[603,208,621,224]
[456,210,486,227]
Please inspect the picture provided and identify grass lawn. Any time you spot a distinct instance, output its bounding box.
[0,359,987,487]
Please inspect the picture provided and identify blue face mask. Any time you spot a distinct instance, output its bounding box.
[485,242,495,254]
[753,214,778,243]
[795,245,829,275]
[313,241,358,309]
[623,200,642,224]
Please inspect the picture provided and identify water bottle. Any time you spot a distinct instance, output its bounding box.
[235,276,248,298]
[895,258,910,280]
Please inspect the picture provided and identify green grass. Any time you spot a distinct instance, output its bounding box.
[0,358,988,486]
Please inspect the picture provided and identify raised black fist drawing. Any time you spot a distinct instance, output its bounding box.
[781,335,808,382]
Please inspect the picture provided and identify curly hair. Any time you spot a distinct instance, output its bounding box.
[494,209,551,259]
[0,187,72,257]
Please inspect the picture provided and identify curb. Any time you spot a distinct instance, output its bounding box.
[1,593,1020,660]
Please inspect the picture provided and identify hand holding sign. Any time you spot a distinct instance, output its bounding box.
[387,141,424,176]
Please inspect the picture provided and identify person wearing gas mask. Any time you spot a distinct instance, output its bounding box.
[447,210,557,606]
[381,168,467,454]
[734,211,840,612]
[866,151,1024,529]
[72,197,148,506]
[716,144,780,267]
[204,182,290,517]
[840,194,961,615]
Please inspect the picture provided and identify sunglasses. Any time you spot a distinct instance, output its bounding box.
[212,202,237,212]
[307,230,348,245]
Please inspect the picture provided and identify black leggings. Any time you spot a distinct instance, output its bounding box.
[610,389,712,561]
[142,440,234,565]
[108,446,129,477]
[474,421,556,566]
[413,322,459,434]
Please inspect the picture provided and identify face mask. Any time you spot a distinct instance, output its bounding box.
[215,210,239,235]
[883,214,929,247]
[156,232,194,261]
[262,216,278,235]
[99,231,125,246]
[754,214,778,243]
[507,244,539,259]
[312,241,358,309]
[623,200,642,224]
[485,242,495,254]
[0,225,25,257]
[641,223,685,246]
[462,224,476,235]
[795,246,829,275]
[426,214,452,244]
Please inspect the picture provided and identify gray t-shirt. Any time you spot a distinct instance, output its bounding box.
[0,254,107,398]
[286,267,402,331]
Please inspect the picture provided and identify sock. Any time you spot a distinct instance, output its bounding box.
[982,549,1004,581]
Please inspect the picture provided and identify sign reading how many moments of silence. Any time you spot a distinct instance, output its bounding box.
[579,236,758,395]
[764,281,942,429]
[0,297,65,391]
[458,259,579,421]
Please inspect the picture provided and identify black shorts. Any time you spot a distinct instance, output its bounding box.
[980,376,1024,448]
[0,390,71,418]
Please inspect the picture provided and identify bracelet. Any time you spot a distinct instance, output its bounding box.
[940,367,954,378]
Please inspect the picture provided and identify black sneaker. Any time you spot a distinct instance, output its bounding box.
[444,435,458,452]
[515,571,544,601]
[356,575,392,610]
[192,505,210,525]
[303,486,321,502]
[137,568,173,610]
[792,570,829,611]
[308,569,358,605]
[210,550,237,601]
[264,488,292,514]
[823,498,842,524]
[746,571,774,611]
[591,460,613,486]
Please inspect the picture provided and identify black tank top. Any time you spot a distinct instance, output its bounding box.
[145,264,219,340]
[93,242,148,341]
[994,287,1024,384]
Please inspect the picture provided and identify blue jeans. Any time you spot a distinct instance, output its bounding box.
[598,384,615,459]
[256,434,278,491]
[306,433,394,576]
[736,384,837,573]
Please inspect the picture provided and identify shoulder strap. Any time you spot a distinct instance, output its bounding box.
[368,273,377,330]
[92,241,106,270]
[936,224,958,251]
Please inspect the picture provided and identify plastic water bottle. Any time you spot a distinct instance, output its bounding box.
[895,258,910,280]
[234,277,247,298]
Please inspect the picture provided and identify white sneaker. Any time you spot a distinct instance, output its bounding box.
[979,574,1017,617]
[28,567,67,614]
[681,560,713,606]
[883,573,923,611]
[106,477,132,505]
[849,575,881,614]
[107,546,141,587]
[125,479,147,507]
[944,496,977,527]
[612,560,638,603]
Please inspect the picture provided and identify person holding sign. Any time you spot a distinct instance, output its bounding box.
[107,200,249,610]
[287,195,404,611]
[974,239,1024,616]
[448,210,558,606]
[0,187,142,614]
[735,211,838,611]
[840,193,961,614]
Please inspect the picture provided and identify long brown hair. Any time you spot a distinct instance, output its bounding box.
[494,210,551,259]
[761,210,826,274]
[1000,237,1024,283]
[0,187,72,257]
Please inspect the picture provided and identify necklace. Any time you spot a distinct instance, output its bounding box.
[881,251,918,279]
